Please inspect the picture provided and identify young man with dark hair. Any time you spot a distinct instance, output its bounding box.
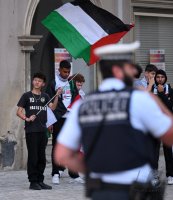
[48,61,85,184]
[47,60,73,184]
[134,64,158,91]
[16,72,60,190]
[152,69,173,185]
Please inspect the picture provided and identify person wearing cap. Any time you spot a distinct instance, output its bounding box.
[152,69,173,185]
[54,42,173,200]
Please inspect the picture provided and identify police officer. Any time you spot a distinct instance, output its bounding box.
[55,42,173,200]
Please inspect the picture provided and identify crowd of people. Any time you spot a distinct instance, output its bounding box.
[16,47,173,198]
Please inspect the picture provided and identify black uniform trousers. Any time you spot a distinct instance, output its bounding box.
[52,118,79,178]
[153,141,173,177]
[91,189,129,200]
[25,132,48,183]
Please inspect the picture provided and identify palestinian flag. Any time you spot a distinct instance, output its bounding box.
[42,0,133,65]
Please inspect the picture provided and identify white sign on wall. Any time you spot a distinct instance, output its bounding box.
[150,49,165,70]
[54,48,72,77]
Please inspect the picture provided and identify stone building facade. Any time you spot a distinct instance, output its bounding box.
[0,0,173,170]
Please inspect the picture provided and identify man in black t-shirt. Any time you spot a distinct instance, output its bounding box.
[17,72,60,190]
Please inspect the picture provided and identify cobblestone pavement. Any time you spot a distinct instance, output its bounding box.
[0,146,172,200]
[0,165,87,200]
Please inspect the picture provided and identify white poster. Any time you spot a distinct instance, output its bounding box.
[54,48,72,77]
[150,49,165,70]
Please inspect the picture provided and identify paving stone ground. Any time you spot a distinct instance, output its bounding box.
[0,145,172,200]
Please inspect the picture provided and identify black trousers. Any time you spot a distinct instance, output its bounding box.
[52,118,79,178]
[25,132,48,183]
[163,144,173,177]
[91,189,129,200]
[153,140,161,170]
[153,140,173,177]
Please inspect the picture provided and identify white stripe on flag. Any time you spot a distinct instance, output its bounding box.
[56,3,108,45]
[46,107,57,127]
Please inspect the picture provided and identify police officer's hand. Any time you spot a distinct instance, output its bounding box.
[157,84,164,93]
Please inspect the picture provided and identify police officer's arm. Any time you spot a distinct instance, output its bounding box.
[55,144,86,173]
[136,92,173,146]
[150,93,172,117]
[55,101,86,173]
[160,129,173,146]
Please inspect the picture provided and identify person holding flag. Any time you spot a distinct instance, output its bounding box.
[16,72,60,190]
[47,60,85,184]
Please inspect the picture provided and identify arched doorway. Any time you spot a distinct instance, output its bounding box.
[25,0,100,93]
[30,0,63,88]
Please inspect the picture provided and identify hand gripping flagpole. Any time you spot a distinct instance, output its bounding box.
[35,72,80,116]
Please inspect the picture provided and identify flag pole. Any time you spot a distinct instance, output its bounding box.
[36,72,79,116]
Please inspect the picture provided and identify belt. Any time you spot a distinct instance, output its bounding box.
[86,177,131,191]
[100,182,131,191]
[86,178,131,198]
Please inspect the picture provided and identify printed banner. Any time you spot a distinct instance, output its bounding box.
[54,48,72,77]
[150,49,165,70]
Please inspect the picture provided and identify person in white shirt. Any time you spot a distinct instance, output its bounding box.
[47,60,72,184]
[55,42,173,200]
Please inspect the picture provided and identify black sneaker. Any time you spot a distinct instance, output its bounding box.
[38,182,52,190]
[29,182,42,190]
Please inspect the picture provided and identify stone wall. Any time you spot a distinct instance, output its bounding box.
[0,0,29,169]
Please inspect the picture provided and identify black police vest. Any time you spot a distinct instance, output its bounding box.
[79,88,156,173]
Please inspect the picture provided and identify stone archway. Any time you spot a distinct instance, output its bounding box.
[18,0,62,91]
[18,0,42,91]
[18,0,104,92]
[24,0,40,35]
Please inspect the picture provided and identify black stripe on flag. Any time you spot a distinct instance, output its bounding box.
[71,0,130,35]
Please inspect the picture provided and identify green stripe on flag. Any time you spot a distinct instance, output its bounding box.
[42,11,90,63]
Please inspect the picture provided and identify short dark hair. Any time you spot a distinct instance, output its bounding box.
[135,64,143,79]
[69,73,85,83]
[145,64,157,73]
[59,60,71,69]
[33,72,46,82]
[99,60,124,79]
